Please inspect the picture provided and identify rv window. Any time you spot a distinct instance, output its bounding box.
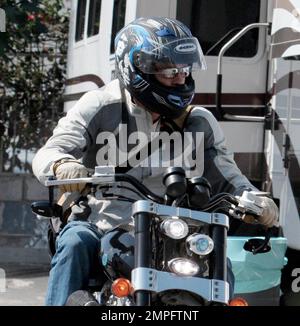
[110,0,126,54]
[176,0,260,58]
[75,0,87,41]
[88,0,102,37]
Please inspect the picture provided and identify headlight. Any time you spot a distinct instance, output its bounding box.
[168,258,199,276]
[160,218,189,239]
[186,234,214,256]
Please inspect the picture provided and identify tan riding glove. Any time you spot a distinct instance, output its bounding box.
[238,191,279,228]
[257,196,279,228]
[53,159,88,193]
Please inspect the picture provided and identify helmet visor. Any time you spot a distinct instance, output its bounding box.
[135,37,207,74]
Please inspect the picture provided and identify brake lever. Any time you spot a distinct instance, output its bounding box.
[235,191,264,217]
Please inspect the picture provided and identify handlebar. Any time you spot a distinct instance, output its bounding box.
[45,172,165,204]
[44,166,263,223]
[36,166,275,255]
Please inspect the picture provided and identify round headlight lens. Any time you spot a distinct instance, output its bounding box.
[160,218,189,239]
[186,234,214,256]
[168,258,199,276]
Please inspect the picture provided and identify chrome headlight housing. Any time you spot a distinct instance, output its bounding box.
[168,258,200,276]
[186,233,214,256]
[160,218,189,239]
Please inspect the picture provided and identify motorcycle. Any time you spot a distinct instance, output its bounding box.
[31,166,284,306]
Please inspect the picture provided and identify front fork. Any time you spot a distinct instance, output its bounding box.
[134,212,152,306]
[210,224,228,306]
[211,225,227,283]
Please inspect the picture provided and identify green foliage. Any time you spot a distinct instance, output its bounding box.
[0,0,69,173]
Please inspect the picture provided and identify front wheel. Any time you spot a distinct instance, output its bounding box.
[64,290,100,306]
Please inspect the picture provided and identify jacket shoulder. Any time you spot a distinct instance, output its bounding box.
[74,80,122,109]
[185,106,224,144]
[185,106,219,129]
[66,80,123,122]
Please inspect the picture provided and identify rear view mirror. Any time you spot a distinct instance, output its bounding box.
[243,238,271,254]
[31,201,61,219]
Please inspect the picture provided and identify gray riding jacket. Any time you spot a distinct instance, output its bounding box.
[32,79,255,231]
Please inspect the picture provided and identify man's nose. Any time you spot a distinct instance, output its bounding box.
[172,73,186,85]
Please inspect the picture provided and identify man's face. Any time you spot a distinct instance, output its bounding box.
[154,64,190,87]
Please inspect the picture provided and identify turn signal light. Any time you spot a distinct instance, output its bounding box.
[111,278,132,297]
[229,297,249,306]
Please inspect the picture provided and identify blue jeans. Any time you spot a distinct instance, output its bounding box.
[45,221,102,306]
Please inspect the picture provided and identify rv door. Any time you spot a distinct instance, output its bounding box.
[267,0,300,251]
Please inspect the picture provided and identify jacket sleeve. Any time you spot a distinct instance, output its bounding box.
[186,107,258,196]
[32,90,101,184]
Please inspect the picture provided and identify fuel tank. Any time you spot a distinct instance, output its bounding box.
[100,225,135,280]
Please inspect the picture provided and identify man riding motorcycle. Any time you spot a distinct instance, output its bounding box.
[32,17,278,306]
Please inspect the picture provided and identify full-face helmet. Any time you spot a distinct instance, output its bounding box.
[114,17,207,119]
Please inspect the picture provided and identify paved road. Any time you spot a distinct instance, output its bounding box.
[0,264,49,306]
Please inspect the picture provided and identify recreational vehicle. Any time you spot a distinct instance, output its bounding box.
[63,0,300,305]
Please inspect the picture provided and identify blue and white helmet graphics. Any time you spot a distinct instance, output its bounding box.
[114,17,206,119]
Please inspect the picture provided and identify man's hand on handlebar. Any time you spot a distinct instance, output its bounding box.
[255,195,279,228]
[237,191,279,228]
[53,159,88,193]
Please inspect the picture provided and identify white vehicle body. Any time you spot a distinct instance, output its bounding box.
[64,0,300,254]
